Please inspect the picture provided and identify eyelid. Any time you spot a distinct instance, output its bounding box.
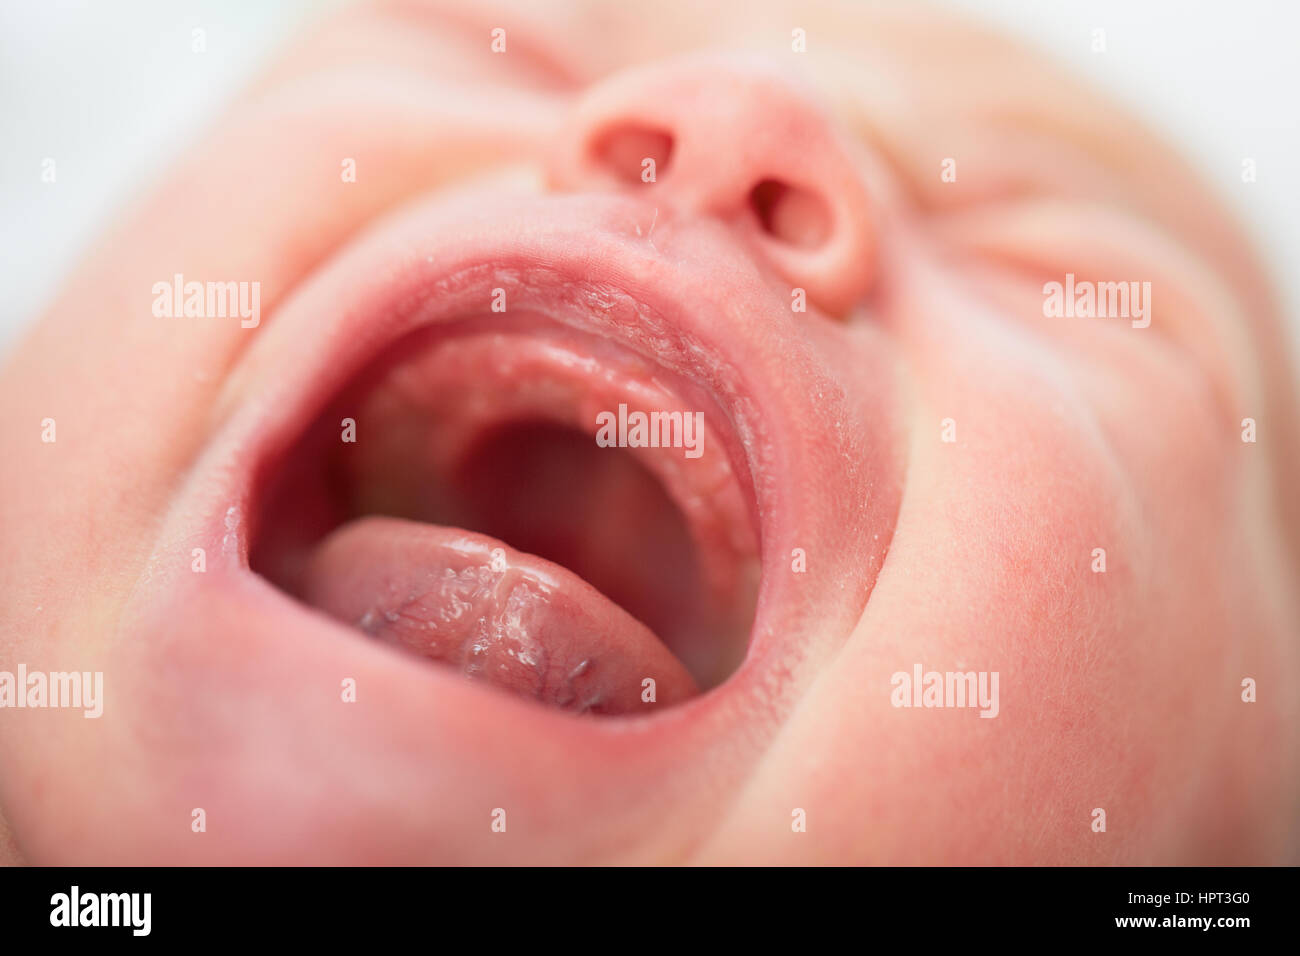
[928,197,1262,422]
[919,126,1136,216]
[817,42,1150,220]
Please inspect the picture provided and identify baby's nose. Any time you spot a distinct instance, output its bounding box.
[547,55,876,315]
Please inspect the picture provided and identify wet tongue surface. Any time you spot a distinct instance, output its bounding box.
[299,516,697,714]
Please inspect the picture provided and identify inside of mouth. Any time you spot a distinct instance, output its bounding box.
[248,312,761,714]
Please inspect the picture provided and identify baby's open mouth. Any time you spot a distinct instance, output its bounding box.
[167,191,901,730]
[250,313,761,713]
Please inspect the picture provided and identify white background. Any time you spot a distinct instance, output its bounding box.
[2,0,1297,354]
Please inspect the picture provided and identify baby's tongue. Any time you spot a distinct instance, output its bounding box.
[298,516,696,714]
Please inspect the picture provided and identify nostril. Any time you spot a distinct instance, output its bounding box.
[749,179,832,249]
[589,124,674,185]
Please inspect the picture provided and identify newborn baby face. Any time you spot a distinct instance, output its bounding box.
[2,0,1297,864]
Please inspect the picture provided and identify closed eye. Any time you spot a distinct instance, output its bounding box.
[926,196,1256,423]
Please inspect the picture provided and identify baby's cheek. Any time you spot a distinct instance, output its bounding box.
[696,329,1282,863]
[0,579,366,864]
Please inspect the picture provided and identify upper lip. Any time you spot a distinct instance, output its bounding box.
[138,187,902,853]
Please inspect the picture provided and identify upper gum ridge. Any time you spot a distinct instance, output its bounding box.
[354,319,759,559]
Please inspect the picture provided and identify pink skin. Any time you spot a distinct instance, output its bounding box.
[1,0,1297,864]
